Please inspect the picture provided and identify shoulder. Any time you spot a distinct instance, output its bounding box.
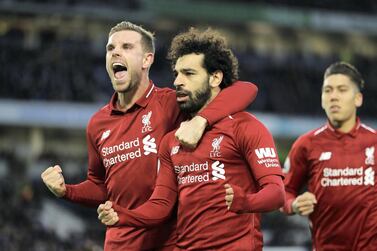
[359,123,377,135]
[228,111,263,125]
[87,103,110,128]
[227,111,271,134]
[153,86,175,97]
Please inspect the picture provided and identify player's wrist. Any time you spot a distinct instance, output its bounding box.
[193,115,208,128]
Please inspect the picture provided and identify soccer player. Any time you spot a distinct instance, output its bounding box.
[40,22,258,251]
[281,62,377,250]
[98,27,285,251]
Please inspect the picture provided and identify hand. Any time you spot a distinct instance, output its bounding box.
[292,192,317,216]
[175,116,207,149]
[41,165,66,197]
[98,201,119,226]
[224,184,234,210]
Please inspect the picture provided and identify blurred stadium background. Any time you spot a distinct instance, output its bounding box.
[0,0,376,250]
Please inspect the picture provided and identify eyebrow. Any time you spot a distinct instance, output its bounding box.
[177,68,197,73]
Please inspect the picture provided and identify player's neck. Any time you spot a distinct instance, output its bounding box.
[331,114,357,133]
[117,78,150,112]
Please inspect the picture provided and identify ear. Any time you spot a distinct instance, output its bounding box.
[209,70,223,88]
[355,92,363,108]
[142,52,154,69]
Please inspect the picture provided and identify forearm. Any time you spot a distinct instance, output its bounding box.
[199,81,258,126]
[114,185,177,228]
[65,180,107,207]
[230,175,285,213]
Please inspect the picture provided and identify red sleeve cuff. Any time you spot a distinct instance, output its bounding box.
[229,184,248,213]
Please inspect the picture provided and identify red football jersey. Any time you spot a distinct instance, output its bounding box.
[64,81,258,250]
[283,119,377,250]
[113,112,284,250]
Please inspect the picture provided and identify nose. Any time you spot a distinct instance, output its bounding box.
[329,90,339,101]
[111,46,121,57]
[173,74,184,88]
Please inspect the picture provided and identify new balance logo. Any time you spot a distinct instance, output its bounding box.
[212,161,225,181]
[319,152,332,161]
[100,130,111,142]
[142,135,157,155]
[171,146,180,156]
[255,148,276,159]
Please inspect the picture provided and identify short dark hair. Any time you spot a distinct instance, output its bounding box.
[167,27,238,89]
[109,21,155,53]
[324,62,365,91]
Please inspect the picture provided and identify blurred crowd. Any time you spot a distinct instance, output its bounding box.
[1,27,376,117]
[0,151,105,251]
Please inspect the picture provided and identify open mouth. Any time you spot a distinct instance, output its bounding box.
[112,63,128,79]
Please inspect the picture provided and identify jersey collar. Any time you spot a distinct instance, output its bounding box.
[327,117,361,138]
[109,81,155,115]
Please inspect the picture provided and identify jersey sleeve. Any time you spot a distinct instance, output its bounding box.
[64,121,107,207]
[113,133,178,227]
[281,135,311,214]
[198,81,258,126]
[230,114,285,213]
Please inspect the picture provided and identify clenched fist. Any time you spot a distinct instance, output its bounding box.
[41,165,66,197]
[175,116,207,149]
[98,201,119,226]
[292,191,317,216]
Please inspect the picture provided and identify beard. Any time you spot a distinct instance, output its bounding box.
[176,81,211,115]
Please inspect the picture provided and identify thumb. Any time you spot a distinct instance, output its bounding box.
[54,165,63,173]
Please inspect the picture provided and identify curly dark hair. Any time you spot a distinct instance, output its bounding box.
[167,27,239,89]
[324,61,365,91]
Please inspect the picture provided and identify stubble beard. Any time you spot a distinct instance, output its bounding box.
[178,83,211,115]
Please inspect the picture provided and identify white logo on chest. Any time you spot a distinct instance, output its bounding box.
[142,111,153,133]
[100,130,111,142]
[171,146,180,156]
[142,135,157,155]
[319,152,332,161]
[211,161,225,180]
[210,135,224,158]
[365,146,375,165]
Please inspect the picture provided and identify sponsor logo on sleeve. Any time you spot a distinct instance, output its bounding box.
[255,147,280,168]
[255,147,276,159]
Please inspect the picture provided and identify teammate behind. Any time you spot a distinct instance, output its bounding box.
[281,62,377,250]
